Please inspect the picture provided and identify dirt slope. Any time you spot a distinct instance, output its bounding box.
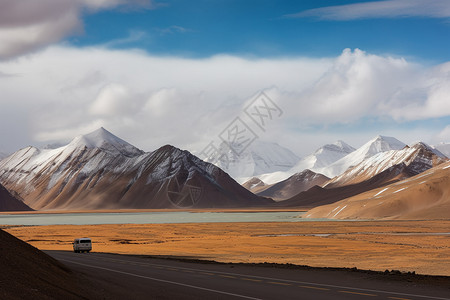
[305,161,450,220]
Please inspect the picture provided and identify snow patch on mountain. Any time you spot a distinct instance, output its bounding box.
[326,141,448,187]
[293,140,355,172]
[69,127,143,157]
[316,135,406,178]
[206,141,300,182]
[0,128,145,190]
[254,140,355,184]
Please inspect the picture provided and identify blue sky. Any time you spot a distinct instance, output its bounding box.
[74,0,450,62]
[0,0,450,156]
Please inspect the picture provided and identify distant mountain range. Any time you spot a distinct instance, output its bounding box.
[243,136,448,215]
[276,146,447,209]
[204,141,299,182]
[256,140,355,184]
[0,128,271,210]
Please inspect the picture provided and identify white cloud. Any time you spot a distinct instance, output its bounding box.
[290,48,415,123]
[0,46,449,155]
[378,62,450,121]
[144,88,178,116]
[0,0,81,59]
[0,0,155,60]
[157,25,192,35]
[287,0,450,20]
[89,84,132,116]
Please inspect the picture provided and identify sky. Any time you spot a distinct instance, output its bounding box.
[0,0,450,157]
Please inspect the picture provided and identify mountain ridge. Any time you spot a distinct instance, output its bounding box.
[256,169,329,201]
[316,135,406,178]
[326,142,448,188]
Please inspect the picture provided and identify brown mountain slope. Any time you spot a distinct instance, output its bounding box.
[242,177,268,194]
[273,163,415,208]
[257,170,329,201]
[0,183,32,211]
[304,161,450,220]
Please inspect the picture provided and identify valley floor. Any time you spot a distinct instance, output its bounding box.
[3,220,450,277]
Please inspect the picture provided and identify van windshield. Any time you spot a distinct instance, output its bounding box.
[80,240,91,243]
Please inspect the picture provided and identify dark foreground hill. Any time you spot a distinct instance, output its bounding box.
[0,229,114,299]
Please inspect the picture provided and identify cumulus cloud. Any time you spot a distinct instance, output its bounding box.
[89,84,132,116]
[290,48,415,123]
[0,46,449,155]
[0,0,155,60]
[287,0,450,20]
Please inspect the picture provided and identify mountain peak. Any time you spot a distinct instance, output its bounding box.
[313,140,355,158]
[364,135,406,157]
[411,142,447,158]
[69,127,143,157]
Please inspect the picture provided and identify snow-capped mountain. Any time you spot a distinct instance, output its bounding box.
[205,141,300,183]
[0,183,32,211]
[295,141,356,171]
[256,140,355,184]
[433,143,450,158]
[316,135,406,178]
[326,142,448,187]
[0,128,272,210]
[69,127,143,157]
[256,170,329,201]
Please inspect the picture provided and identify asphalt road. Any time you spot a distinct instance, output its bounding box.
[47,251,450,300]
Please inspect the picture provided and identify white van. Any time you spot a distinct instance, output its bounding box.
[73,238,92,253]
